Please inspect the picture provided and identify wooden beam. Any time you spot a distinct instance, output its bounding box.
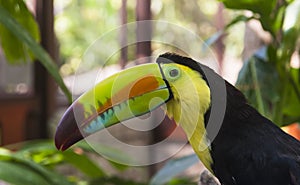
[120,0,128,69]
[136,0,152,64]
[33,0,57,139]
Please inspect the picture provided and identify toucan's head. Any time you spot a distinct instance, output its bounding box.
[55,53,212,154]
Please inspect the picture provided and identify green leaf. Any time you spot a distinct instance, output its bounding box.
[0,148,13,161]
[62,150,106,178]
[0,4,72,103]
[282,68,300,124]
[220,0,290,37]
[16,140,64,166]
[225,14,257,29]
[0,161,51,185]
[0,149,75,185]
[14,157,74,185]
[236,47,280,120]
[149,154,199,185]
[18,140,57,151]
[236,47,300,126]
[17,140,106,177]
[0,0,40,64]
[281,28,299,58]
[220,0,276,16]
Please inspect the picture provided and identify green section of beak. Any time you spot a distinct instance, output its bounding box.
[55,63,171,150]
[78,63,170,133]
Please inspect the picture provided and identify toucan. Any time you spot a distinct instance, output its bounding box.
[55,53,300,185]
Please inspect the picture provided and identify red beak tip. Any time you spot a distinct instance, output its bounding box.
[55,141,68,151]
[54,106,84,151]
[54,139,63,151]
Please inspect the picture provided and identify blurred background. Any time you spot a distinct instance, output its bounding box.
[0,0,299,184]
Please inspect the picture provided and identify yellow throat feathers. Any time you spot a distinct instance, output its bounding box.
[163,64,213,172]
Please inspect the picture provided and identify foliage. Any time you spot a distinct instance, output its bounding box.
[0,140,200,185]
[0,1,72,102]
[0,0,39,64]
[236,47,281,119]
[0,141,74,185]
[220,0,300,126]
[0,140,143,185]
[55,0,222,76]
[54,0,122,76]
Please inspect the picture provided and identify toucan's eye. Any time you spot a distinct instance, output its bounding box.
[164,66,181,81]
[169,69,179,77]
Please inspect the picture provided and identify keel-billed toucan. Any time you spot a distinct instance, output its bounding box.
[55,53,300,185]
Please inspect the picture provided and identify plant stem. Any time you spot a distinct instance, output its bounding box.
[273,68,289,126]
[250,59,265,116]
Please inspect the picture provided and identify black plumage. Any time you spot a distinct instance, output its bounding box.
[159,53,300,185]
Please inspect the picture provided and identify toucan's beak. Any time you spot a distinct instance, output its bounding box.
[55,63,172,151]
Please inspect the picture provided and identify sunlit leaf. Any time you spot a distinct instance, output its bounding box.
[16,140,106,177]
[0,148,13,161]
[284,0,300,31]
[16,140,63,166]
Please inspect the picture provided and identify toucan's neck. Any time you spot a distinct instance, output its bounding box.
[180,113,214,172]
[166,102,213,172]
[164,72,214,172]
